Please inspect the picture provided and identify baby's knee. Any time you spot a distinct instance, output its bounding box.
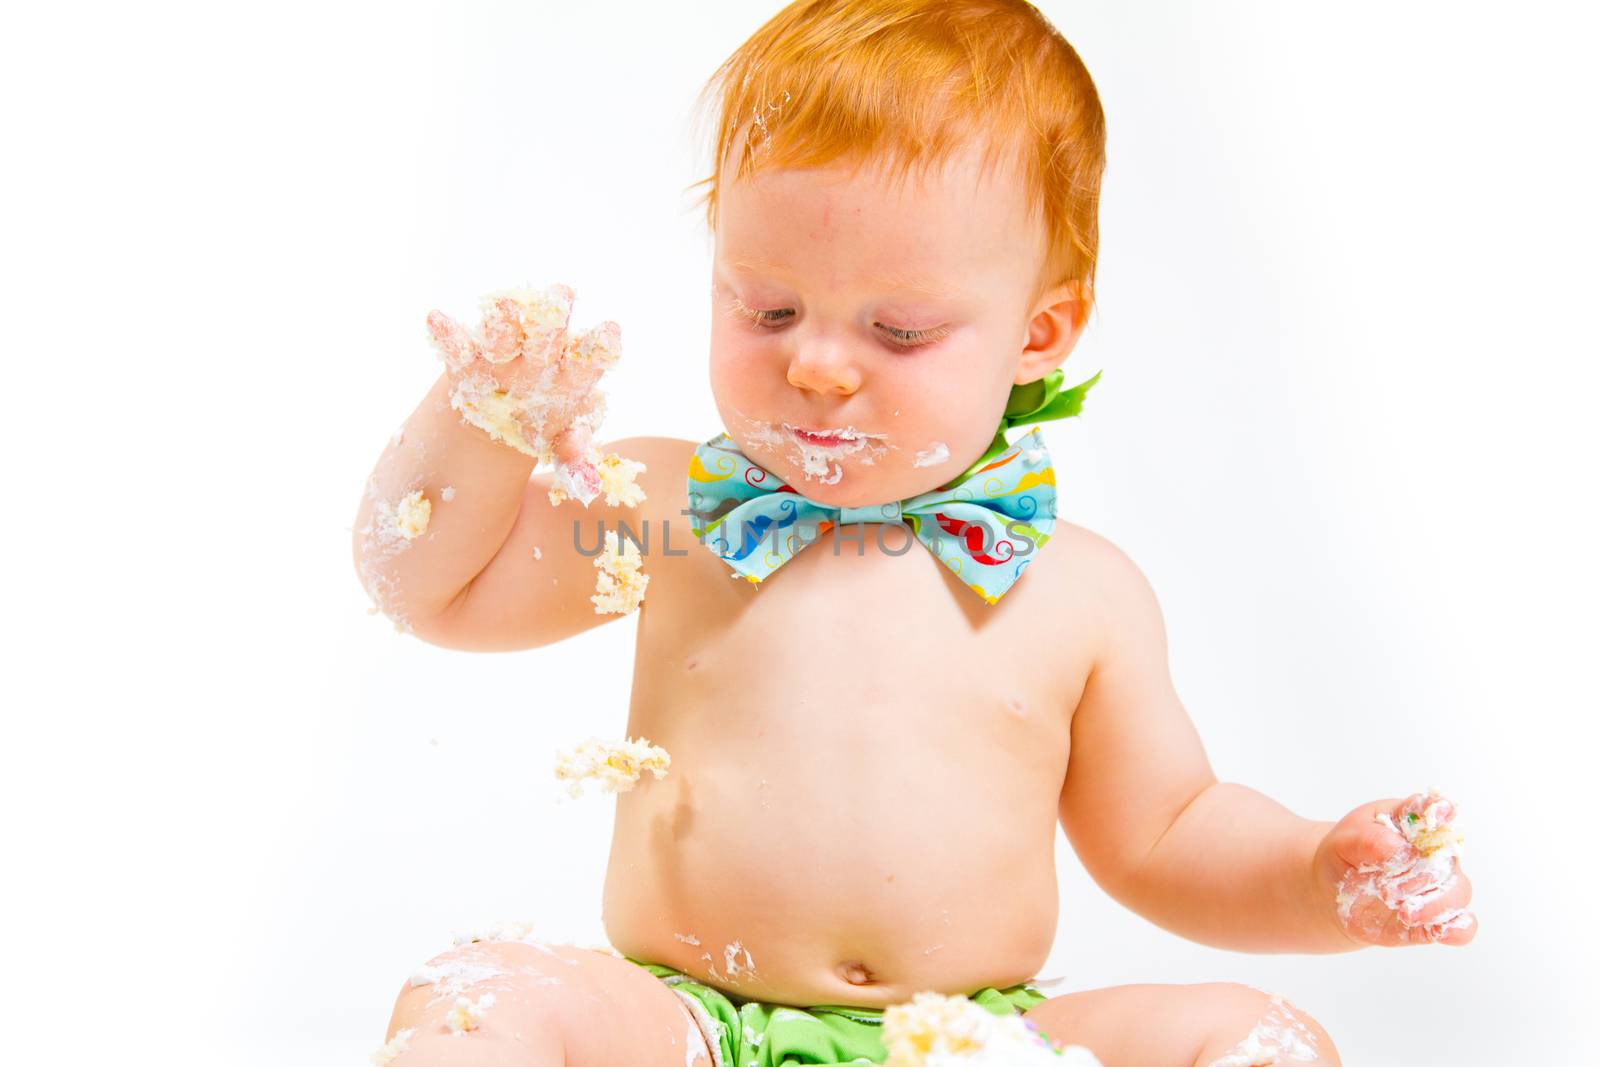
[1194,983,1340,1067]
[381,938,577,1060]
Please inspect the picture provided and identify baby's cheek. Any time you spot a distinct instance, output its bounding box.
[707,340,766,412]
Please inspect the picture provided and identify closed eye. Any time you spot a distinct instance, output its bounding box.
[727,297,950,350]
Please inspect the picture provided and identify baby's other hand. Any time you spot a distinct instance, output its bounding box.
[426,284,577,381]
[424,284,622,501]
[1312,789,1477,948]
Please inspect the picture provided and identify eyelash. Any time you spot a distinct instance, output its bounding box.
[728,298,950,350]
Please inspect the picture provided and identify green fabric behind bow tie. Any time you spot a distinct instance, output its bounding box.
[953,367,1102,483]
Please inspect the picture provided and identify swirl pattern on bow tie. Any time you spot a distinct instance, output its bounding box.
[687,428,1057,603]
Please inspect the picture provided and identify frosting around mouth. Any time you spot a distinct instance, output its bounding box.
[732,412,893,485]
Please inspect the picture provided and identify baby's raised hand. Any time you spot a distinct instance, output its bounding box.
[1312,789,1477,947]
[425,284,622,504]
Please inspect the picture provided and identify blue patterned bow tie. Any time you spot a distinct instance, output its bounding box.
[686,370,1099,604]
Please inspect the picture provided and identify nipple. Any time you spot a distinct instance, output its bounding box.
[837,960,876,986]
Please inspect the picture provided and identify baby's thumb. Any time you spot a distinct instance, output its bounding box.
[552,423,594,468]
[1337,798,1413,868]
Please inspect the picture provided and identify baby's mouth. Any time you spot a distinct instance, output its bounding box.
[731,412,895,485]
[782,424,882,449]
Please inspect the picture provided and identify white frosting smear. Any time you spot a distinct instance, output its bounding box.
[913,441,949,467]
[732,411,893,485]
[369,1028,413,1065]
[1335,788,1470,942]
[1204,995,1320,1065]
[428,283,630,507]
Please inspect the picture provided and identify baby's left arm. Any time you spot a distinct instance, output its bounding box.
[1055,532,1476,954]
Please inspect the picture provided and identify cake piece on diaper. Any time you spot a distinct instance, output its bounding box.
[882,990,1102,1066]
[1374,788,1464,858]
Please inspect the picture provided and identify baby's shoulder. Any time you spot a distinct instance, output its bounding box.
[1025,519,1165,632]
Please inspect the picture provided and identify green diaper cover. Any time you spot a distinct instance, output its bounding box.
[627,957,1051,1066]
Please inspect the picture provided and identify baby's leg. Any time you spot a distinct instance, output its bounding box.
[1023,981,1340,1067]
[381,939,714,1066]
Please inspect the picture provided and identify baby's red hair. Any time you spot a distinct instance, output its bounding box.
[687,0,1107,314]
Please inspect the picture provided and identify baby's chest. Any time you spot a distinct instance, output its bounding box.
[635,529,1092,762]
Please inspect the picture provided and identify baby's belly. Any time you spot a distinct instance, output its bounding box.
[600,684,1072,1007]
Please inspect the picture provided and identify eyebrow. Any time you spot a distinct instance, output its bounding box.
[729,258,957,299]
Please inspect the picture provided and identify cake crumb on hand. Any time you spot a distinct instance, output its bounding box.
[428,283,629,511]
[1337,787,1468,939]
[1374,788,1464,858]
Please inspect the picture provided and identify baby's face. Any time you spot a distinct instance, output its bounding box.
[708,144,1051,507]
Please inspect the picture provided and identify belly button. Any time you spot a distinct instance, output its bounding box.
[837,961,876,986]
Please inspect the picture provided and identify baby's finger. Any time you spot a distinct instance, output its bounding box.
[552,422,594,468]
[426,310,480,372]
[520,284,577,365]
[548,321,621,401]
[1427,908,1478,946]
[1398,864,1472,928]
[1399,906,1477,946]
[562,319,622,370]
[479,297,526,365]
[1337,798,1412,868]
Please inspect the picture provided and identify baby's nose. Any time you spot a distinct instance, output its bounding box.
[786,342,861,396]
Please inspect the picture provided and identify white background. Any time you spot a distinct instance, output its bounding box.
[5,2,1597,1064]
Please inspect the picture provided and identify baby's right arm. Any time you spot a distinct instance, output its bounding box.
[350,286,681,650]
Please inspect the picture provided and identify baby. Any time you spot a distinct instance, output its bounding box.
[352,3,1475,1065]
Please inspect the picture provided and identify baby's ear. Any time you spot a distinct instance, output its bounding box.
[1014,279,1090,385]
